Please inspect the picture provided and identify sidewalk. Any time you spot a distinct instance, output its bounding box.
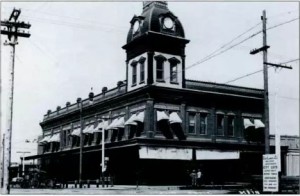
[9,185,231,195]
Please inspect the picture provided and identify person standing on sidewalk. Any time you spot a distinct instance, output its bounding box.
[190,170,197,187]
[196,169,202,187]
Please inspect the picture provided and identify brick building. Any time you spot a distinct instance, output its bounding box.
[25,1,297,185]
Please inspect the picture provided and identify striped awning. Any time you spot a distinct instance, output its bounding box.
[115,117,125,128]
[135,112,144,123]
[105,118,119,130]
[169,112,182,124]
[39,135,51,144]
[83,125,92,134]
[157,111,169,121]
[71,127,81,136]
[48,134,60,143]
[254,119,265,129]
[124,114,138,126]
[244,118,255,129]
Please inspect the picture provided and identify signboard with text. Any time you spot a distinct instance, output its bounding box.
[263,154,278,192]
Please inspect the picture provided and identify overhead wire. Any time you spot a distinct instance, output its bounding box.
[224,59,299,84]
[267,17,299,31]
[175,17,299,84]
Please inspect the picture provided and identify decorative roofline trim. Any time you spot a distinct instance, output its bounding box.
[186,79,264,92]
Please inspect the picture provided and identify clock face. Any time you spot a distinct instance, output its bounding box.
[133,20,140,33]
[163,17,174,29]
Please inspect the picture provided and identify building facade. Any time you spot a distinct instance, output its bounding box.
[25,1,297,185]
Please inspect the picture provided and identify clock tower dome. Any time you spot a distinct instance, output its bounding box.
[122,1,190,91]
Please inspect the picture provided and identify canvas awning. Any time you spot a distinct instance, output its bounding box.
[94,121,109,132]
[105,118,119,130]
[254,119,265,129]
[157,111,169,121]
[83,125,93,134]
[115,117,125,128]
[135,111,144,123]
[48,134,60,143]
[124,114,138,126]
[169,112,182,124]
[71,127,81,136]
[244,118,255,129]
[39,135,51,144]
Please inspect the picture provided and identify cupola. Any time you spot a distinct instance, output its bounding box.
[123,1,190,92]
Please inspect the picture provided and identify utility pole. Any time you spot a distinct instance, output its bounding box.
[250,10,292,154]
[16,151,30,177]
[262,10,270,154]
[1,134,5,188]
[79,100,83,188]
[0,8,31,194]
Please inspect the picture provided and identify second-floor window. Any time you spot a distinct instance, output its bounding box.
[216,114,224,135]
[200,113,207,135]
[227,115,235,136]
[140,61,145,83]
[157,60,164,80]
[132,61,137,85]
[188,113,196,134]
[155,55,166,81]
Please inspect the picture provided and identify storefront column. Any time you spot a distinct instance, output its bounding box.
[145,98,154,138]
[125,106,130,139]
[180,102,186,134]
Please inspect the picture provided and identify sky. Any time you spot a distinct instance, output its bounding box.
[0,1,299,163]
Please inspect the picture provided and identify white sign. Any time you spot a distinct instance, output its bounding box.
[196,150,240,160]
[139,147,192,160]
[263,154,278,192]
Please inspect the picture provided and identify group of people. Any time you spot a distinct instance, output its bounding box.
[189,169,202,187]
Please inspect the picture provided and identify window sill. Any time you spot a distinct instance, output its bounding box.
[131,83,137,87]
[187,133,197,135]
[156,79,165,83]
[139,81,145,85]
[170,81,179,85]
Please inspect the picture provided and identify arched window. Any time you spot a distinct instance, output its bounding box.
[139,57,146,83]
[168,57,180,83]
[131,60,138,86]
[154,55,167,81]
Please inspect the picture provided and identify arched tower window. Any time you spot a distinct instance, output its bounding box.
[131,60,138,86]
[139,57,146,83]
[168,57,180,83]
[154,55,167,82]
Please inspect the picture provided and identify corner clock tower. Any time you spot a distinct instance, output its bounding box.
[122,1,190,91]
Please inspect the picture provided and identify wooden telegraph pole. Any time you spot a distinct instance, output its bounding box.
[0,8,31,194]
[250,10,292,154]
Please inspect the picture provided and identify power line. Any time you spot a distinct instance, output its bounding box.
[3,6,128,30]
[200,22,261,61]
[21,15,126,33]
[267,17,299,31]
[281,58,299,64]
[185,30,262,72]
[224,59,299,84]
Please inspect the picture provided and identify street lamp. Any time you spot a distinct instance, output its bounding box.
[95,117,109,187]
